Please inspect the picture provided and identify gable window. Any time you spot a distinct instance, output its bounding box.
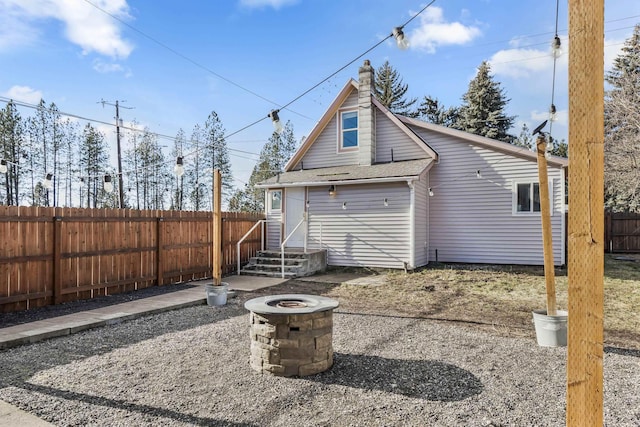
[340,110,358,151]
[269,190,282,211]
[514,181,553,215]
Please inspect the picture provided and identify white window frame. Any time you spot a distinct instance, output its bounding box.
[512,180,554,216]
[268,189,282,212]
[338,108,358,152]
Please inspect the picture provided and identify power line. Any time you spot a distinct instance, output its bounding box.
[81,0,313,121]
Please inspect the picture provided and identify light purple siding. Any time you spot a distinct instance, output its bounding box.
[306,183,411,268]
[410,127,565,266]
[376,109,429,163]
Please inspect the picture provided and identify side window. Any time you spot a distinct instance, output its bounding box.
[270,190,282,211]
[514,181,552,214]
[340,110,358,150]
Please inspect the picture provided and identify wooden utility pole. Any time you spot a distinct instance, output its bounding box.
[536,135,556,316]
[567,0,605,425]
[212,169,222,286]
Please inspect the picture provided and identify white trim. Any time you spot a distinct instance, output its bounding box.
[512,180,554,216]
[256,175,423,189]
[560,168,566,265]
[409,180,416,269]
[268,189,282,213]
[337,108,359,153]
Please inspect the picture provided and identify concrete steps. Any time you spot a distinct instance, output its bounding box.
[239,250,327,278]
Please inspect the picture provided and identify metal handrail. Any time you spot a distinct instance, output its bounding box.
[280,216,307,279]
[236,219,279,275]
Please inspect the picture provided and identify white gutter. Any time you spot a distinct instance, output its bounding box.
[408,179,415,270]
[255,175,423,189]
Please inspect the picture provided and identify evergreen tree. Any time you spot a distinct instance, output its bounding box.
[513,123,534,150]
[417,96,459,126]
[229,121,298,212]
[0,101,25,205]
[455,61,516,143]
[374,61,417,117]
[186,124,207,210]
[79,124,110,208]
[204,111,232,205]
[122,119,142,209]
[604,24,640,212]
[171,128,186,210]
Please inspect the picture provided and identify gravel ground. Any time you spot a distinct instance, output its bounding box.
[1,291,639,426]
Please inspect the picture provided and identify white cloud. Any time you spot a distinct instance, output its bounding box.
[238,0,298,9]
[489,35,569,80]
[604,36,626,71]
[3,85,43,104]
[93,59,124,74]
[408,6,482,53]
[0,0,133,58]
[531,108,567,127]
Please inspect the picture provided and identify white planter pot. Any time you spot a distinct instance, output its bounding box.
[205,283,228,307]
[532,309,568,347]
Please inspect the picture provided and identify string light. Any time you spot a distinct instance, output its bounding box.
[268,110,284,134]
[103,175,114,193]
[476,170,482,179]
[174,156,185,177]
[551,35,562,58]
[428,187,434,197]
[549,104,557,122]
[42,173,53,190]
[393,27,409,50]
[384,198,389,207]
[0,160,7,174]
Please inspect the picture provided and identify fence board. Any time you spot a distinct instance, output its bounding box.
[0,208,264,313]
[605,212,640,253]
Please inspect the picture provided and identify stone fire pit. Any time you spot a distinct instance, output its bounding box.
[244,294,339,377]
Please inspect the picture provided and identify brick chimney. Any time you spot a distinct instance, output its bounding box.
[358,60,375,166]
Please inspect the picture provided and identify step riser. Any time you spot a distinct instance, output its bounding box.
[240,250,327,278]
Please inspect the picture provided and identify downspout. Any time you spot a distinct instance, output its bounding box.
[408,179,415,270]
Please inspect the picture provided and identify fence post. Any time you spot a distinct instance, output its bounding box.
[53,216,62,305]
[157,217,164,286]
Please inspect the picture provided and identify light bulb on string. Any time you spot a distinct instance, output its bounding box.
[551,35,562,58]
[42,173,53,190]
[103,175,114,193]
[428,188,434,197]
[392,27,409,50]
[268,110,284,134]
[549,104,557,122]
[0,159,7,174]
[174,156,185,177]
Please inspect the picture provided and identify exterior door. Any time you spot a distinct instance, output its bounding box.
[284,187,305,248]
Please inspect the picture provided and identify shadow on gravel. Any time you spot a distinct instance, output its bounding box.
[312,352,483,401]
[16,382,257,427]
[605,346,640,358]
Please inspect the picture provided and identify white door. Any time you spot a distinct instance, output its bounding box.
[284,187,305,248]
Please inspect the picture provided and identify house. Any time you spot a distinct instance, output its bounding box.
[255,60,568,269]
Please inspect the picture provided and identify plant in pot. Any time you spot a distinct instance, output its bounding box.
[532,128,567,347]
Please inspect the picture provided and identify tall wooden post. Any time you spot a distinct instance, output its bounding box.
[567,0,605,425]
[536,136,556,316]
[212,169,222,286]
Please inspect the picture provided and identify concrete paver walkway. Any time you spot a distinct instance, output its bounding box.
[0,275,290,427]
[0,276,287,351]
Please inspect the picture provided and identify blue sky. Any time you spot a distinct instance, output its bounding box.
[1,0,639,188]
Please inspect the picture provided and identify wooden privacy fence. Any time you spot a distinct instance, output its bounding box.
[0,206,264,313]
[605,211,640,253]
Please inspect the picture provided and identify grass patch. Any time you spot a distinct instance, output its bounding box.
[326,255,640,348]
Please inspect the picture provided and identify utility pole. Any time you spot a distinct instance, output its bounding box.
[99,99,134,208]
